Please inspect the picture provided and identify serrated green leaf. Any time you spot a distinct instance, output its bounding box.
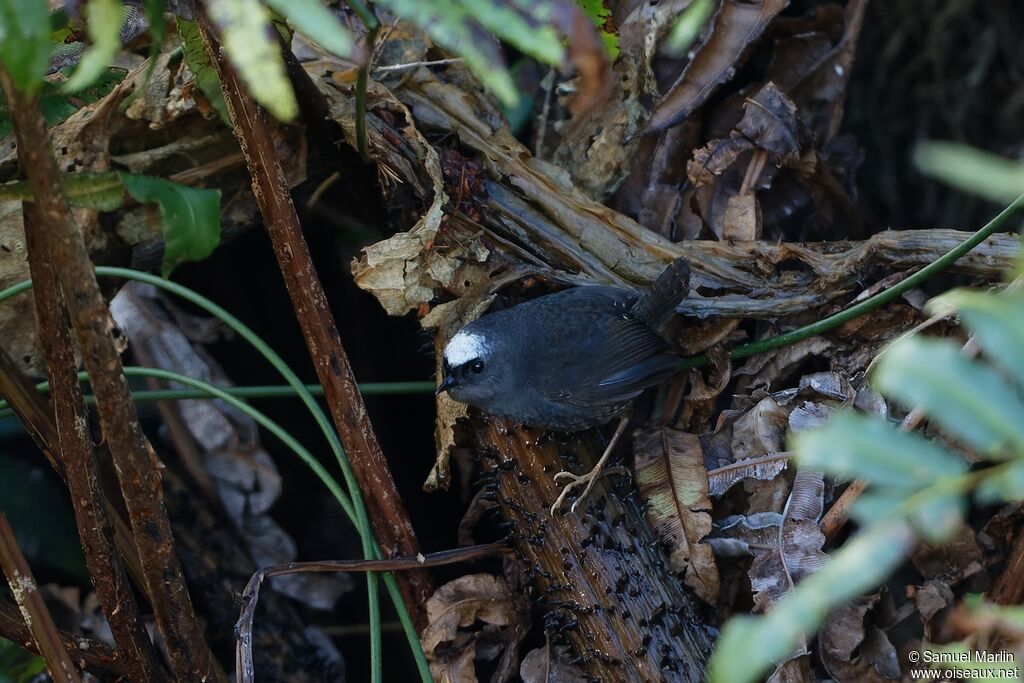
[793,412,967,488]
[934,289,1024,391]
[709,521,914,683]
[0,0,50,93]
[915,142,1024,204]
[874,337,1024,458]
[264,0,353,58]
[176,18,230,124]
[119,173,221,276]
[63,0,126,92]
[977,460,1024,504]
[206,0,297,121]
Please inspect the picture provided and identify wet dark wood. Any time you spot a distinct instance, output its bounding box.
[474,420,713,681]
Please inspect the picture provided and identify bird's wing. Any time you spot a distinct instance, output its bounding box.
[537,311,678,407]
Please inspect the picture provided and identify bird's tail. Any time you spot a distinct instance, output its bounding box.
[631,257,691,331]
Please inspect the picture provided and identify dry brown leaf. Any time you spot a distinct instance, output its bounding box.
[723,191,761,240]
[520,641,587,683]
[708,511,783,557]
[708,453,790,497]
[819,595,901,682]
[634,427,720,603]
[421,574,529,683]
[687,137,754,187]
[750,470,827,612]
[766,655,814,683]
[730,396,790,458]
[736,83,804,168]
[645,0,791,133]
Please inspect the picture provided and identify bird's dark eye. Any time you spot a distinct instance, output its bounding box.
[470,360,485,374]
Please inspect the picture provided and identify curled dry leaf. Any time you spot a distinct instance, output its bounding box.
[736,83,805,168]
[708,511,783,557]
[346,86,452,317]
[750,470,827,612]
[421,574,530,683]
[708,452,790,497]
[912,579,955,641]
[819,595,901,682]
[634,426,720,603]
[553,0,689,198]
[645,0,791,133]
[731,396,790,459]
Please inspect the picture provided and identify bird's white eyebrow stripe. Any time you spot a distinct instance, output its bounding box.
[444,330,488,366]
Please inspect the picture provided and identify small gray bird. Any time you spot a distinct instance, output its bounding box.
[437,258,691,513]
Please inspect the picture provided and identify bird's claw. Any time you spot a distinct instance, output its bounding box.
[549,468,602,515]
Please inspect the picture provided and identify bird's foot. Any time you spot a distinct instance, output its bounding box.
[550,464,607,515]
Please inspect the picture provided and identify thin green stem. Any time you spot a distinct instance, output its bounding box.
[342,0,378,30]
[0,267,430,682]
[679,193,1024,370]
[123,367,355,521]
[0,381,436,419]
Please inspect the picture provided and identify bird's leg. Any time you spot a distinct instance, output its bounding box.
[550,415,630,514]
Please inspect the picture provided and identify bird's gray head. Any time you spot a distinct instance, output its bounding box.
[437,325,512,407]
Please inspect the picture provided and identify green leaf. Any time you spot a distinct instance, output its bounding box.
[376,0,566,105]
[577,0,618,58]
[793,412,967,489]
[264,0,353,58]
[874,337,1024,458]
[976,460,1024,504]
[0,67,124,138]
[142,0,167,82]
[709,521,914,683]
[915,142,1024,204]
[665,0,716,56]
[119,173,221,276]
[0,171,125,210]
[934,289,1024,390]
[64,172,127,210]
[0,0,51,93]
[206,0,297,121]
[63,0,126,92]
[176,18,230,125]
[0,639,47,683]
[907,489,965,544]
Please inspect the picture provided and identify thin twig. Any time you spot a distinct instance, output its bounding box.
[0,67,220,682]
[0,514,82,683]
[21,206,168,682]
[356,23,381,160]
[236,544,505,683]
[373,58,463,73]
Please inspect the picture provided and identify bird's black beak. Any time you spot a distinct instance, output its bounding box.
[436,374,457,395]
